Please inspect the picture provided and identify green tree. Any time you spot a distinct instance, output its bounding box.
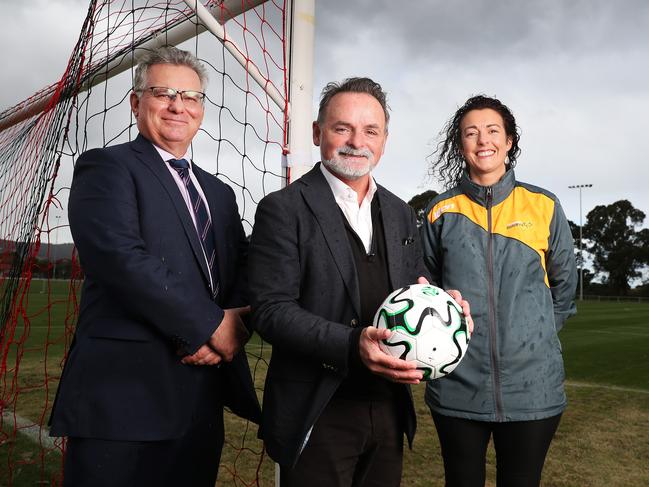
[407,190,438,227]
[567,219,585,268]
[582,200,649,295]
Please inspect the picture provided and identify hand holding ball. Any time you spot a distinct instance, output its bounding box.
[373,284,470,380]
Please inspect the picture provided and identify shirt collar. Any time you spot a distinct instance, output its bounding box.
[153,144,191,167]
[320,163,377,205]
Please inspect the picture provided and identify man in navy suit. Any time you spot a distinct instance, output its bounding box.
[49,46,260,487]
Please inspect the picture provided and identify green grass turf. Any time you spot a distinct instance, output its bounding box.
[1,292,648,486]
[560,300,649,390]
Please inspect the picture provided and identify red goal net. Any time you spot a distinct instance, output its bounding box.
[0,1,293,484]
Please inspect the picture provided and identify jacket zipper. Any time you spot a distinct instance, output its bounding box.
[486,186,503,421]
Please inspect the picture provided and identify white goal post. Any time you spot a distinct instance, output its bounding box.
[0,0,316,183]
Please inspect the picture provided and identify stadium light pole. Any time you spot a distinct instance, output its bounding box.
[568,184,592,300]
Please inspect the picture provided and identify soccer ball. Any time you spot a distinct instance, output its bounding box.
[373,284,470,380]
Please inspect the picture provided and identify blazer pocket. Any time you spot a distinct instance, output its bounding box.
[400,238,419,270]
[88,318,155,342]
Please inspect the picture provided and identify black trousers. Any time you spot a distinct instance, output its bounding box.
[432,412,562,487]
[281,396,404,487]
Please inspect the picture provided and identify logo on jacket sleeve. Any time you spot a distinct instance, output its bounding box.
[433,203,455,220]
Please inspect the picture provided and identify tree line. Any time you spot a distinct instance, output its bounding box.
[408,193,649,297]
[3,196,647,296]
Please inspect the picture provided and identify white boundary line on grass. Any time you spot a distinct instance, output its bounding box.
[581,329,649,337]
[565,381,649,395]
[1,411,58,449]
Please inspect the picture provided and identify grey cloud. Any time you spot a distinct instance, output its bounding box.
[317,0,649,61]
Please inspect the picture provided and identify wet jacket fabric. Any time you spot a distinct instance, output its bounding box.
[421,169,577,422]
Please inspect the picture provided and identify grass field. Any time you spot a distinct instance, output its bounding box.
[1,282,648,486]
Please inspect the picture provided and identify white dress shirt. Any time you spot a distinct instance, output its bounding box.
[320,164,377,254]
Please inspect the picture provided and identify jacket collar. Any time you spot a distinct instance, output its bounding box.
[459,168,516,207]
[299,163,362,317]
[297,163,404,316]
[130,134,213,290]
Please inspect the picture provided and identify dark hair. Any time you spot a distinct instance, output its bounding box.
[317,77,390,128]
[428,95,521,189]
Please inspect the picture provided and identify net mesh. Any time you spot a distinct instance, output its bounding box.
[0,1,287,484]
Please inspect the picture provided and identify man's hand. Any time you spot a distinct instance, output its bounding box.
[181,344,222,366]
[182,306,250,366]
[207,306,250,362]
[417,276,474,335]
[359,326,424,384]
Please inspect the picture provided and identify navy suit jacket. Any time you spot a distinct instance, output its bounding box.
[248,164,430,467]
[50,135,260,441]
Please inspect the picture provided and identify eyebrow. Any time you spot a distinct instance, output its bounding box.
[463,123,502,131]
[333,121,383,130]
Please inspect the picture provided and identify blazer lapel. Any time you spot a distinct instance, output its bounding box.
[130,136,212,287]
[301,165,361,318]
[193,166,227,287]
[377,187,403,291]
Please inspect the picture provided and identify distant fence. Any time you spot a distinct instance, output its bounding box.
[583,295,649,303]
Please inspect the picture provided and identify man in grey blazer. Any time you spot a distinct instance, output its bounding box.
[249,78,471,486]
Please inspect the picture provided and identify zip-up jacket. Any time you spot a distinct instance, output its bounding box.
[422,169,577,421]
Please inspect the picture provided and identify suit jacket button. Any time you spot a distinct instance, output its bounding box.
[350,319,358,328]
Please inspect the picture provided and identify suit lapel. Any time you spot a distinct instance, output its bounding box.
[301,165,361,317]
[193,166,227,287]
[130,136,212,287]
[377,187,402,291]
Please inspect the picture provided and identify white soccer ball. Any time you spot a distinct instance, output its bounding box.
[373,284,470,380]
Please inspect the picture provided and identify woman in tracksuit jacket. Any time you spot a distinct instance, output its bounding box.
[422,95,577,487]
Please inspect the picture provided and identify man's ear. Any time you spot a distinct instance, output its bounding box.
[312,121,321,146]
[380,130,388,156]
[130,92,140,118]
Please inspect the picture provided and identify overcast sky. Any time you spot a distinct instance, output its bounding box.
[1,0,648,240]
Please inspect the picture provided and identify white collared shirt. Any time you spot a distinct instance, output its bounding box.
[320,164,377,253]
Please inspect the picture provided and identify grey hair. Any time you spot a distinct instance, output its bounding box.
[133,46,209,93]
[317,77,390,129]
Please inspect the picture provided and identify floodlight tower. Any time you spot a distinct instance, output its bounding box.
[568,184,592,300]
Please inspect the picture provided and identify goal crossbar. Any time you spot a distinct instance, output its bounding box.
[0,0,280,133]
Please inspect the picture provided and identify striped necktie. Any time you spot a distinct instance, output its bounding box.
[168,158,219,297]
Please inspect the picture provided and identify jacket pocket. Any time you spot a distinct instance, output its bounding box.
[88,318,154,342]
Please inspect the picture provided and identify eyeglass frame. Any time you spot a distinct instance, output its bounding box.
[137,86,207,105]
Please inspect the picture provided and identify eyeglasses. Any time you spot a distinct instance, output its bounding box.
[140,86,206,105]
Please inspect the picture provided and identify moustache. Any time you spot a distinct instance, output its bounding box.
[336,146,373,159]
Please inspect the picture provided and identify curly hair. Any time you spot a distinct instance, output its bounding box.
[428,95,521,190]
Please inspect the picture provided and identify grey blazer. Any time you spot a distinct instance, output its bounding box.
[248,163,429,467]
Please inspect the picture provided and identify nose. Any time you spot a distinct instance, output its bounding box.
[477,130,488,145]
[168,95,185,113]
[347,130,364,149]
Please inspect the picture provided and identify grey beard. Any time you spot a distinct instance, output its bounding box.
[322,147,376,180]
